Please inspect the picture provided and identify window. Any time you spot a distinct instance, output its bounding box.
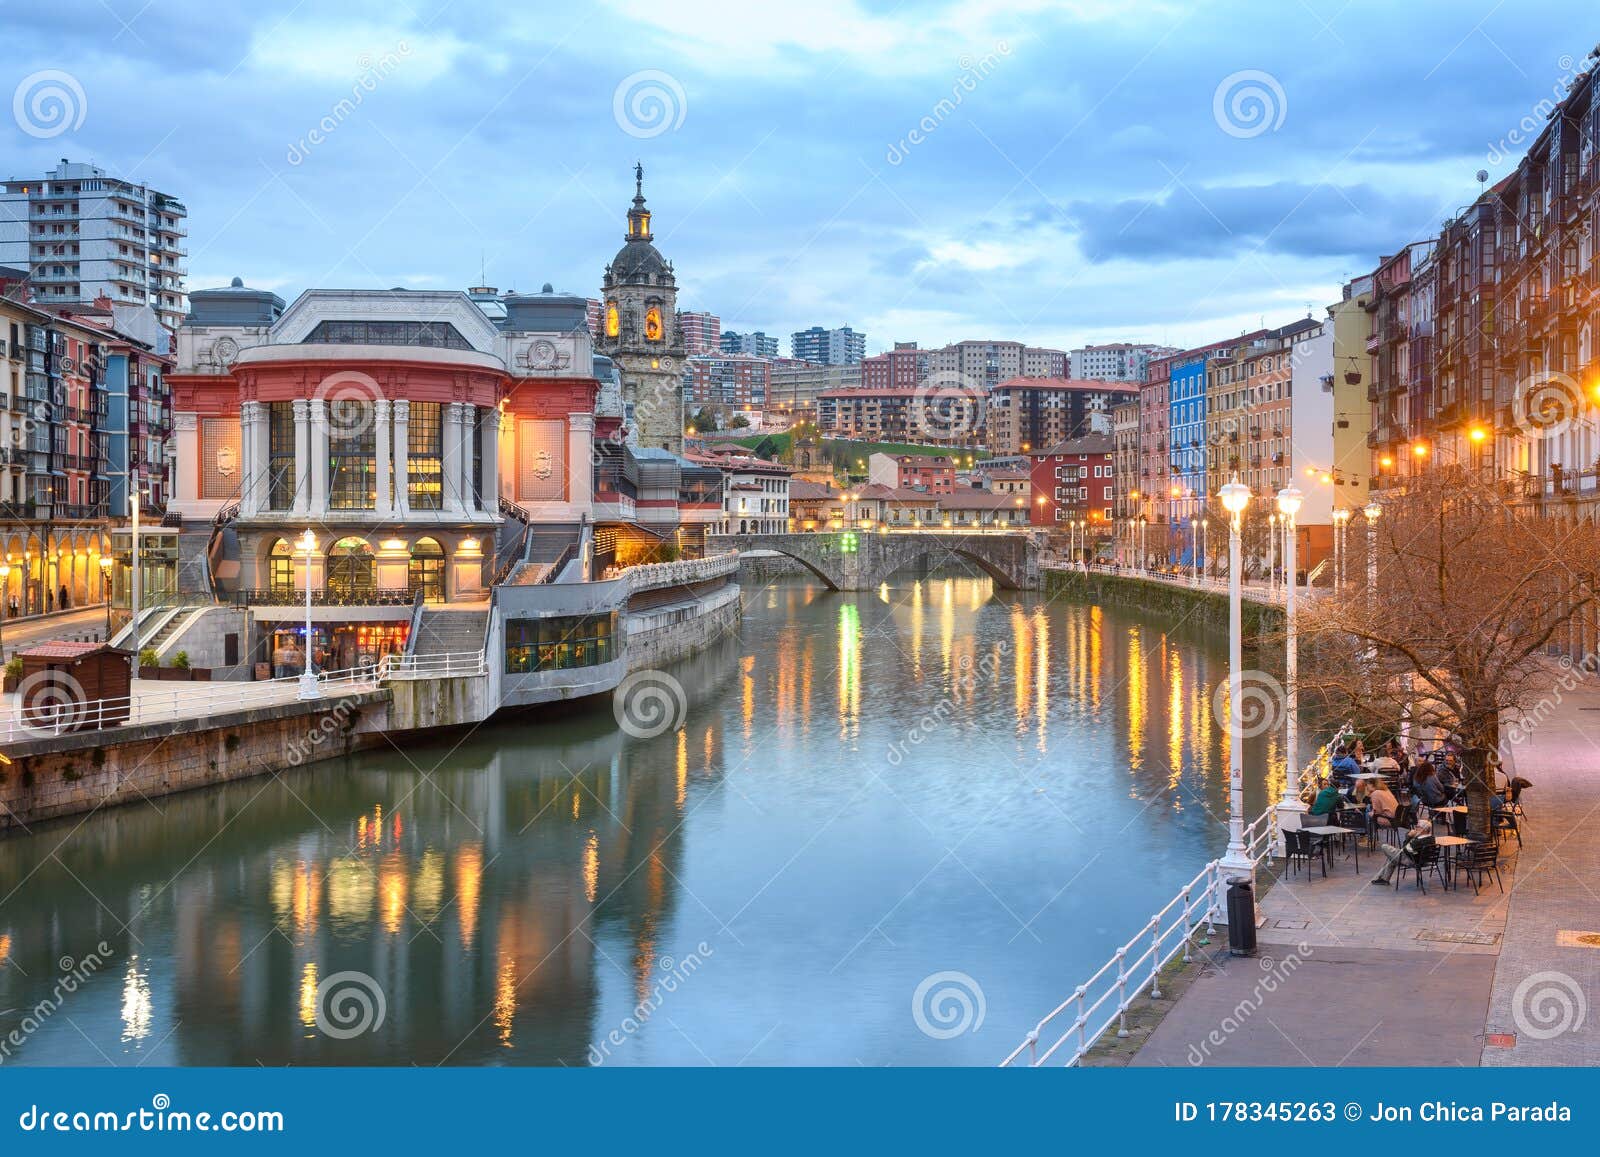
[304,320,473,349]
[408,402,443,510]
[327,400,375,510]
[268,402,296,510]
[326,537,375,597]
[268,538,295,594]
[504,613,617,673]
[409,537,446,602]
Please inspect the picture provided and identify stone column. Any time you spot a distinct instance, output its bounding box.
[238,401,257,515]
[482,406,502,511]
[309,398,330,516]
[459,405,479,511]
[292,399,310,515]
[442,403,464,514]
[393,400,411,516]
[566,411,594,512]
[375,399,393,517]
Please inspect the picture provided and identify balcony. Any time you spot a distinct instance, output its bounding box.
[233,587,420,608]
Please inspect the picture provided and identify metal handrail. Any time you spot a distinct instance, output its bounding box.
[1000,804,1280,1068]
[380,650,488,680]
[2,665,380,743]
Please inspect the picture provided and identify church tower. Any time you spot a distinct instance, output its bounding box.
[599,164,686,453]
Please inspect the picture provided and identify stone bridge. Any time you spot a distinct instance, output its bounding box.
[715,531,1040,591]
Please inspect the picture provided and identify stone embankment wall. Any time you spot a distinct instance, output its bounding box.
[1,692,391,832]
[1043,569,1285,644]
[626,584,742,672]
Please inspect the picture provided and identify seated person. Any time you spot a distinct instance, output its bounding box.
[1372,817,1435,885]
[1439,751,1465,792]
[1371,747,1400,777]
[1329,745,1360,791]
[1413,766,1449,809]
[1307,779,1343,821]
[1368,781,1400,828]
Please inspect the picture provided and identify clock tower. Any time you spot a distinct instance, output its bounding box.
[599,164,686,453]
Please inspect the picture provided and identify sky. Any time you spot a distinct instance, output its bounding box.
[5,0,1595,355]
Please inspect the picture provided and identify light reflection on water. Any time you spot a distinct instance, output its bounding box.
[0,573,1287,1066]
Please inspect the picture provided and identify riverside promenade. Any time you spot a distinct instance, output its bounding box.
[1127,658,1599,1067]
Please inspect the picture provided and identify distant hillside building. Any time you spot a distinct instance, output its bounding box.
[720,329,780,357]
[677,310,721,354]
[1070,342,1179,383]
[791,325,865,365]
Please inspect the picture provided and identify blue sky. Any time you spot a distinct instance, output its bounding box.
[6,0,1594,353]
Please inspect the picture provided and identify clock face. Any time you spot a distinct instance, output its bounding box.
[644,306,662,342]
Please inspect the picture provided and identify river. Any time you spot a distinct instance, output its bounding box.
[0,572,1285,1067]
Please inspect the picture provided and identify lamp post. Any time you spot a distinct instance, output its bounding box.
[1201,518,1210,585]
[1218,476,1255,899]
[1189,517,1198,586]
[1077,520,1086,567]
[0,562,8,659]
[1331,508,1348,592]
[1268,512,1278,593]
[129,474,142,660]
[1363,500,1382,667]
[1139,517,1147,573]
[297,529,321,701]
[1275,485,1305,848]
[98,555,113,638]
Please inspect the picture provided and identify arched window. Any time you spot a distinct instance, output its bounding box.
[409,537,446,603]
[605,301,620,338]
[268,538,295,594]
[326,537,375,598]
[644,306,662,342]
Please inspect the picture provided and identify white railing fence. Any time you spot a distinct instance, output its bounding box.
[379,651,488,680]
[1000,804,1279,1069]
[2,665,381,743]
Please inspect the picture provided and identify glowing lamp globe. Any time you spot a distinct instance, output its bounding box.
[1219,477,1251,516]
[1276,485,1304,518]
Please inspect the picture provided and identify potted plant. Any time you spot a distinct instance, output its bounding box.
[138,648,159,678]
[3,656,20,693]
[162,651,192,681]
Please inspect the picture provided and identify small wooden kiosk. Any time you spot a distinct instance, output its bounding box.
[16,642,134,731]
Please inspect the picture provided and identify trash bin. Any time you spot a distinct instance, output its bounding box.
[1226,878,1257,957]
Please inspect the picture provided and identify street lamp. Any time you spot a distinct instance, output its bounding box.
[1138,516,1148,573]
[1363,500,1382,665]
[0,562,8,658]
[1218,476,1254,897]
[1201,518,1210,584]
[1275,485,1304,841]
[1331,508,1350,592]
[1189,517,1198,586]
[297,529,321,701]
[98,555,113,637]
[1268,511,1278,592]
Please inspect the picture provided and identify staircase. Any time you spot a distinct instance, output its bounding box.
[409,608,489,657]
[506,523,580,585]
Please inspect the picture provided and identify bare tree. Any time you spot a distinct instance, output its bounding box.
[1297,465,1600,832]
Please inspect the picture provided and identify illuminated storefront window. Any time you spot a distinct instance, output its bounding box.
[504,614,616,674]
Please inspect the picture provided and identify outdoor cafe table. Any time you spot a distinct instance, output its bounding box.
[1300,825,1360,876]
[1432,834,1478,890]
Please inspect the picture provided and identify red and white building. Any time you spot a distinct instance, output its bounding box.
[1029,433,1115,528]
[867,452,957,494]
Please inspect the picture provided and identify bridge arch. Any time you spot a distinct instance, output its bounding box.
[718,532,1033,592]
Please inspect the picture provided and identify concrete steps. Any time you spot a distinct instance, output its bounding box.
[410,609,488,657]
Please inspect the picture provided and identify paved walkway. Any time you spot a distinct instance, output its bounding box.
[1134,657,1598,1066]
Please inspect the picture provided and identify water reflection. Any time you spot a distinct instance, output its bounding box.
[0,573,1289,1067]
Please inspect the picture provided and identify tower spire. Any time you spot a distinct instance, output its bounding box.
[626,162,652,241]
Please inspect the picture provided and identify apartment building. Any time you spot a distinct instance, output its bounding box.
[985,377,1137,456]
[0,160,188,331]
[677,310,722,355]
[1070,342,1179,383]
[791,326,865,365]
